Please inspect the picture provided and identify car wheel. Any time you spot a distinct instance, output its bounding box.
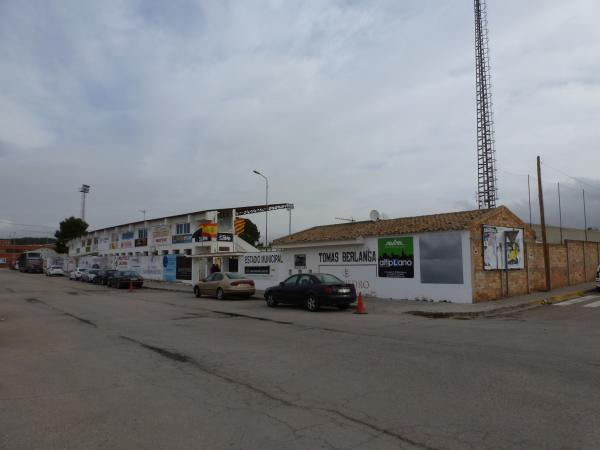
[306,295,319,312]
[337,304,350,311]
[193,286,201,298]
[216,288,225,300]
[266,294,277,307]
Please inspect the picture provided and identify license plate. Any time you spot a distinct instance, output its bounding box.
[130,278,138,281]
[337,288,350,293]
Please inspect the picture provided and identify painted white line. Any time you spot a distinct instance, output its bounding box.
[583,300,600,308]
[554,296,598,306]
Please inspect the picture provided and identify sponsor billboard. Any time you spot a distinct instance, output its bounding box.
[378,237,414,278]
[172,234,192,244]
[152,226,170,246]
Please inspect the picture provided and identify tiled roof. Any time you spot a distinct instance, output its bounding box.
[274,207,508,245]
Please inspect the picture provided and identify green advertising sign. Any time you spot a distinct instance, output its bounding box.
[378,237,414,278]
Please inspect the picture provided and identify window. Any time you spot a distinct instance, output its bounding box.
[298,275,313,285]
[283,275,300,285]
[214,273,224,281]
[138,229,148,239]
[176,223,190,235]
[226,273,247,279]
[314,274,343,284]
[419,233,464,284]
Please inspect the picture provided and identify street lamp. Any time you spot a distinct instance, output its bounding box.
[252,170,269,248]
[139,209,147,221]
[79,184,91,222]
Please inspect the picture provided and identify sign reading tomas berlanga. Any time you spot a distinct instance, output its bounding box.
[378,237,414,278]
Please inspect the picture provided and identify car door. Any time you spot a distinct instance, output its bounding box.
[296,275,314,304]
[277,275,300,303]
[199,273,216,295]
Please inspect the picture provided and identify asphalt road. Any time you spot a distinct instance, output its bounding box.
[1,270,599,450]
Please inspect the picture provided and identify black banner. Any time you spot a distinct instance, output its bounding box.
[244,266,270,275]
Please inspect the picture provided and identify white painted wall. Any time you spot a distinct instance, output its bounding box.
[241,230,473,303]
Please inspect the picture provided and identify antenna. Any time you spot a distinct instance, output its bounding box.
[335,217,356,223]
[475,0,498,209]
[369,210,380,222]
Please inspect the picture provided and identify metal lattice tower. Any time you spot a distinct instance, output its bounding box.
[474,0,498,209]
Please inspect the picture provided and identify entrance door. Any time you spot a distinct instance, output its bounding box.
[176,256,192,280]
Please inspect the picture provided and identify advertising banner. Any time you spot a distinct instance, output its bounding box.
[483,226,524,270]
[98,237,110,252]
[217,233,233,242]
[163,254,177,281]
[134,238,148,247]
[172,234,192,244]
[121,231,134,240]
[378,237,414,278]
[152,226,171,246]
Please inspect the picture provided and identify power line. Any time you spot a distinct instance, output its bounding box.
[542,163,600,193]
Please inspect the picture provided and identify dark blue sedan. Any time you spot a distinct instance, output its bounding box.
[264,273,356,312]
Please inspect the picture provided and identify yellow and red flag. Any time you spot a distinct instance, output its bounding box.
[234,218,246,235]
[201,223,218,238]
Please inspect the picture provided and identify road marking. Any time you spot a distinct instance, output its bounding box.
[554,296,598,306]
[583,300,600,308]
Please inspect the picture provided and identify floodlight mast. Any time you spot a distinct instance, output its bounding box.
[475,0,498,209]
[79,184,90,222]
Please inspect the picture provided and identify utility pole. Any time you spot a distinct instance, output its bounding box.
[527,174,532,227]
[583,189,588,241]
[537,156,551,291]
[558,182,563,244]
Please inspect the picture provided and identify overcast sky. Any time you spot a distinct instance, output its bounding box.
[1,0,599,241]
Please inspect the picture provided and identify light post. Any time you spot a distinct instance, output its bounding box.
[139,209,147,221]
[252,170,269,248]
[79,184,91,222]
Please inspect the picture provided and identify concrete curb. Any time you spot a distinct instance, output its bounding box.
[543,289,596,305]
[407,287,598,319]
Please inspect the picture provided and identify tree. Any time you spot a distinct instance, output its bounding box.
[54,217,88,253]
[239,219,260,246]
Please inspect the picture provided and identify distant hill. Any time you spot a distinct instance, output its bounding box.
[12,237,56,245]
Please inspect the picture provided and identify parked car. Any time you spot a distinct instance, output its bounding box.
[264,273,357,312]
[93,269,118,285]
[46,266,64,276]
[82,269,100,283]
[596,264,600,291]
[70,268,88,280]
[109,270,144,289]
[193,272,255,299]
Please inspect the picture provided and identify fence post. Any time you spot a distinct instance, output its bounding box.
[582,241,587,282]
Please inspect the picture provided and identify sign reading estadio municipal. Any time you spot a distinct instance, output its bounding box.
[378,237,414,278]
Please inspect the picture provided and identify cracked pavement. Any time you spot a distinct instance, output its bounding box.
[1,270,600,449]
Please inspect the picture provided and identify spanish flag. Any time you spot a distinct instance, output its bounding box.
[201,223,218,238]
[234,218,246,235]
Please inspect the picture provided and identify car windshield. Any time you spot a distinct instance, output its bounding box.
[226,273,247,279]
[121,271,139,277]
[51,266,62,269]
[314,274,343,284]
[89,270,99,274]
[80,269,88,272]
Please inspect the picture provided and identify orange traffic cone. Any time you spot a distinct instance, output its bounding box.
[128,281,134,292]
[354,292,367,314]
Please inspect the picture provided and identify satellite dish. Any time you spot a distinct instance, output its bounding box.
[369,210,380,222]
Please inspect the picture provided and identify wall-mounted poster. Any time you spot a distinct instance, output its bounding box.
[378,237,414,278]
[482,226,524,270]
